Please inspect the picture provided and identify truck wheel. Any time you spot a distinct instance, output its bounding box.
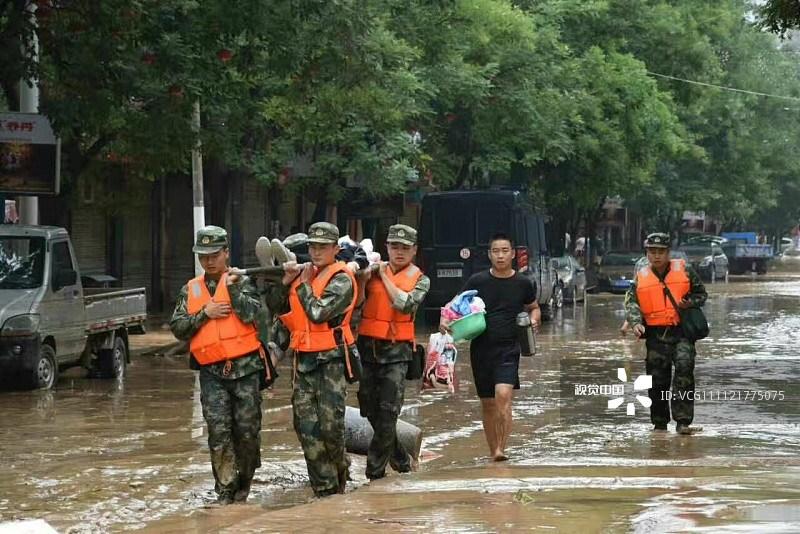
[30,344,58,390]
[97,337,127,379]
[540,287,554,320]
[563,285,574,303]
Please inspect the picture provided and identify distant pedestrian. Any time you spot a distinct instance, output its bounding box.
[575,235,586,258]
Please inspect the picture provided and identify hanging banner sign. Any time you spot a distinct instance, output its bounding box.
[0,112,61,196]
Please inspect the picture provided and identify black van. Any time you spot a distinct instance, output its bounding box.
[417,190,560,323]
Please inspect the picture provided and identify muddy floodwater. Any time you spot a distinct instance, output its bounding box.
[2,275,800,533]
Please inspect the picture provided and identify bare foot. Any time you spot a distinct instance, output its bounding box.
[492,452,509,462]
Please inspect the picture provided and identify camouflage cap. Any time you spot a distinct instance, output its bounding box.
[386,224,417,245]
[644,232,671,249]
[307,222,339,244]
[193,225,228,254]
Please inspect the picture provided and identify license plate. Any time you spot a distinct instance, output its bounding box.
[437,268,462,278]
[613,279,630,287]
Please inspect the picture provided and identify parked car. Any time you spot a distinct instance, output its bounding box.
[0,225,147,390]
[779,246,800,263]
[418,190,560,322]
[686,234,728,246]
[596,251,641,293]
[677,243,729,280]
[553,255,586,303]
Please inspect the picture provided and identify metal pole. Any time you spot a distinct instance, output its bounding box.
[191,100,205,276]
[710,245,716,284]
[582,289,588,321]
[18,1,39,225]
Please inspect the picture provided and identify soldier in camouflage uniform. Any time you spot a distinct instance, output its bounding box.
[625,232,707,435]
[271,222,357,497]
[262,232,368,362]
[170,226,265,504]
[355,224,429,480]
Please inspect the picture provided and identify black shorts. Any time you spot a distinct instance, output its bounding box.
[469,339,521,399]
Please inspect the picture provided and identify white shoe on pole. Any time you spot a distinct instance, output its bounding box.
[255,236,274,267]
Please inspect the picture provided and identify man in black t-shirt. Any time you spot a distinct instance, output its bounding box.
[447,233,540,462]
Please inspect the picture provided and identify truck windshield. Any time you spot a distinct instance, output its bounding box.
[0,237,45,289]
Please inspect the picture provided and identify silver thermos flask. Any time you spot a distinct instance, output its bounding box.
[516,312,536,357]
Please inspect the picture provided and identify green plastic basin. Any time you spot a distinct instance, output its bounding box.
[450,311,486,341]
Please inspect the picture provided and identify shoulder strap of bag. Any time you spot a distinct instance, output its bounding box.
[659,281,683,316]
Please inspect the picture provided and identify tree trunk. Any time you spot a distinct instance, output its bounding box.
[311,185,328,223]
[205,160,229,227]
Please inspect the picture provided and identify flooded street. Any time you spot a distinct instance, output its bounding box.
[2,275,799,533]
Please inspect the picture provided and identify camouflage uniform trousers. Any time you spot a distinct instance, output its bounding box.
[357,359,411,479]
[199,369,262,500]
[292,358,349,497]
[645,332,696,427]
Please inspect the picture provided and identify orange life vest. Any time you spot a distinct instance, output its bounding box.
[635,259,691,326]
[279,262,357,353]
[359,263,422,342]
[186,273,261,365]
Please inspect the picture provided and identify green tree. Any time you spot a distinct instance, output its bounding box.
[258,0,426,202]
[35,1,273,184]
[536,0,800,237]
[761,0,800,36]
[4,0,799,237]
[389,0,581,191]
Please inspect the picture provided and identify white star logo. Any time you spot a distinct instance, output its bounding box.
[608,368,652,416]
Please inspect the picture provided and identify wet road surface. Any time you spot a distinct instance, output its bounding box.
[1,275,799,532]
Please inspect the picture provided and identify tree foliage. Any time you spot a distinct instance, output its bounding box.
[761,0,800,37]
[1,0,799,235]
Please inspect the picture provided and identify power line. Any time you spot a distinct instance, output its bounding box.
[647,71,800,103]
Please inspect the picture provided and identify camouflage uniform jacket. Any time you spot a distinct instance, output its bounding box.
[267,271,354,373]
[357,272,430,364]
[624,264,708,328]
[170,274,264,379]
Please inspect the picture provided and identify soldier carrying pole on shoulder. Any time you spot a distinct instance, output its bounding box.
[276,222,360,497]
[170,226,270,505]
[355,224,430,480]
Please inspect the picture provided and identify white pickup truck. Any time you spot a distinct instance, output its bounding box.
[0,225,147,389]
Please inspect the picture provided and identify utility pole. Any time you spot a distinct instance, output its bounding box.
[189,100,206,433]
[18,1,39,225]
[191,100,205,276]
